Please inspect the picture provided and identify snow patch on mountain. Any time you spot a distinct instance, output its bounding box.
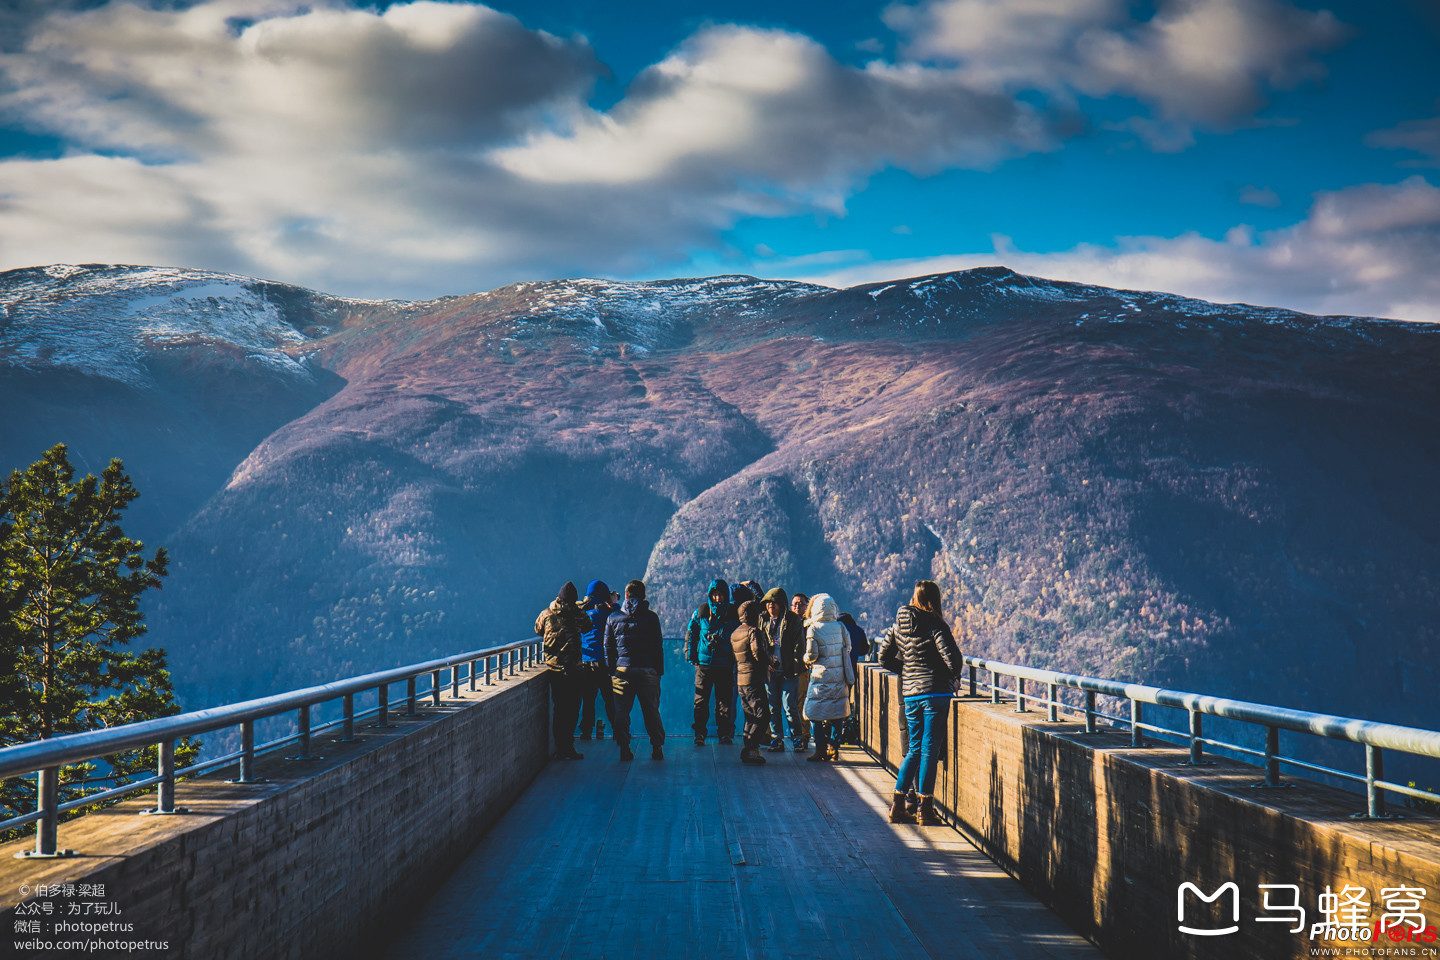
[0,264,331,387]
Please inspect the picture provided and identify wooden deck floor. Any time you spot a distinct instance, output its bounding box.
[383,741,1104,959]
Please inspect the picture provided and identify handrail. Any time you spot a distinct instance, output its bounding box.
[946,656,1440,818]
[962,656,1440,759]
[0,636,543,858]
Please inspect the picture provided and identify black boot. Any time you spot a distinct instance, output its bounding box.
[619,744,634,761]
[888,791,916,824]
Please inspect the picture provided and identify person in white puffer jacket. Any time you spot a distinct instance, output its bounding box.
[802,593,855,761]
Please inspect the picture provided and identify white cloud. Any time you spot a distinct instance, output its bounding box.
[884,0,1348,146]
[496,25,1062,194]
[0,0,1364,300]
[1239,184,1281,207]
[787,177,1440,323]
[0,1,1069,296]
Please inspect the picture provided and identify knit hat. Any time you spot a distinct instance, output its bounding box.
[559,581,578,603]
[761,587,788,606]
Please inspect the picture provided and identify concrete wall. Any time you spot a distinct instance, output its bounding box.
[1,668,550,960]
[860,663,1440,960]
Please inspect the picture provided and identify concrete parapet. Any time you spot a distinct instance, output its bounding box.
[859,664,1440,960]
[0,669,550,959]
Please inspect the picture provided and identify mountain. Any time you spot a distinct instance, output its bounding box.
[4,263,1438,776]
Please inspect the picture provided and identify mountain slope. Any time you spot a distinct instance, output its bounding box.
[4,263,1438,763]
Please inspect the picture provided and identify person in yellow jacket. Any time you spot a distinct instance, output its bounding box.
[535,580,590,760]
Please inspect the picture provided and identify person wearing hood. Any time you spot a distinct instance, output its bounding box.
[730,600,774,765]
[802,594,855,761]
[577,579,617,741]
[759,587,809,752]
[535,580,590,760]
[876,580,964,825]
[604,579,667,761]
[685,578,739,745]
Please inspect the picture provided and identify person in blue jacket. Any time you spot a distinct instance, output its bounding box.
[685,579,738,745]
[577,579,617,740]
[604,579,667,762]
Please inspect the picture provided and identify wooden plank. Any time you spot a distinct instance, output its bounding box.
[383,742,1104,960]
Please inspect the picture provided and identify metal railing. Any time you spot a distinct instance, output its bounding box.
[959,656,1440,819]
[0,637,543,858]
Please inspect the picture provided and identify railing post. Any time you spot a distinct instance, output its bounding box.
[990,670,1000,704]
[1188,708,1203,764]
[240,720,257,781]
[1130,700,1143,747]
[376,684,391,727]
[407,677,417,716]
[469,659,478,692]
[157,739,176,812]
[1084,691,1097,733]
[1366,745,1386,818]
[1265,726,1280,786]
[486,656,493,685]
[25,768,60,858]
[508,650,516,677]
[339,694,356,742]
[451,666,460,698]
[287,705,319,761]
[1015,677,1027,713]
[968,663,977,697]
[432,669,442,706]
[1048,683,1059,723]
[143,740,187,815]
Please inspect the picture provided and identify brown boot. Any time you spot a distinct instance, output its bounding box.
[806,744,828,762]
[917,794,943,825]
[888,791,916,824]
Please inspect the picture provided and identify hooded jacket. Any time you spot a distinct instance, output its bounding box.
[685,578,737,667]
[758,587,806,679]
[579,579,615,663]
[802,594,854,721]
[535,587,588,673]
[604,596,665,674]
[877,604,963,699]
[730,600,773,686]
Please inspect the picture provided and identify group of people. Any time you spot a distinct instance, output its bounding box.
[534,576,965,826]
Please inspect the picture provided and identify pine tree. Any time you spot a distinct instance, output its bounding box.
[0,444,195,821]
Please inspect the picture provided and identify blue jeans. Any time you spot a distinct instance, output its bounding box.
[895,696,949,795]
[766,672,803,744]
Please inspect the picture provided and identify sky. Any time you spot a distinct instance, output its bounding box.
[0,0,1436,320]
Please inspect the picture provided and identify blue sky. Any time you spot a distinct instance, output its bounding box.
[0,0,1436,319]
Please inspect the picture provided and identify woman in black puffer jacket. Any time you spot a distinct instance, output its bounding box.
[876,580,963,825]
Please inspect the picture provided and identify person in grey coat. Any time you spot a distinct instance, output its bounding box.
[802,593,854,761]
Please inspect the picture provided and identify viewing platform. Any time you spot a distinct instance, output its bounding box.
[383,741,1099,959]
[1,642,1437,960]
